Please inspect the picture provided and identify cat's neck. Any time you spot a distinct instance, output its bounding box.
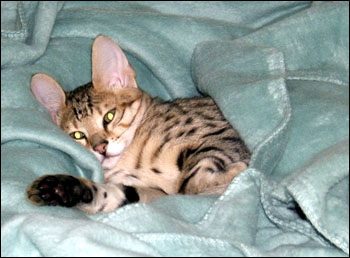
[118,91,152,149]
[103,92,152,172]
[133,92,153,128]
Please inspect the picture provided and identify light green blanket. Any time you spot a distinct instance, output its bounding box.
[1,1,348,256]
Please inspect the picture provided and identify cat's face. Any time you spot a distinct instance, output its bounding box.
[31,35,142,170]
[60,85,143,169]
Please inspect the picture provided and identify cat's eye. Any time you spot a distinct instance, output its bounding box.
[104,109,116,125]
[70,131,85,140]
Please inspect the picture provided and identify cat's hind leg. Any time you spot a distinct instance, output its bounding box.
[177,161,247,195]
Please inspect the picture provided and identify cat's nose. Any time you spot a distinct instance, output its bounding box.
[93,141,108,155]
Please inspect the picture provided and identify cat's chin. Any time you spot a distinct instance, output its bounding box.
[101,155,121,170]
[91,149,122,170]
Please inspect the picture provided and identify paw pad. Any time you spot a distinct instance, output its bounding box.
[27,175,92,207]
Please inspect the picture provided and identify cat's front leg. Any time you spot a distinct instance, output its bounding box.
[27,174,135,213]
[27,174,93,207]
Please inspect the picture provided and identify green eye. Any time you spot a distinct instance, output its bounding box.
[70,131,85,140]
[104,109,116,124]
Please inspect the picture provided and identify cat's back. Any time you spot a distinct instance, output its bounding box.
[143,97,231,139]
[126,96,250,168]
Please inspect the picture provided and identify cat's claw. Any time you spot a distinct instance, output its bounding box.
[27,175,92,207]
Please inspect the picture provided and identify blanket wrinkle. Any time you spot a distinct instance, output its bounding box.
[1,1,348,257]
[1,1,64,69]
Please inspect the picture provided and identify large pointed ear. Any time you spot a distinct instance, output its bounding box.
[92,35,137,90]
[31,73,66,124]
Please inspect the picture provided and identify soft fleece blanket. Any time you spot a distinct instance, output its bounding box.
[1,1,349,256]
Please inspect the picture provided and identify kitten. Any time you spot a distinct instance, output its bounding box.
[27,35,251,214]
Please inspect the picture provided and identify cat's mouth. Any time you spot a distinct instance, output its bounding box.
[92,151,121,170]
[91,140,127,170]
[101,155,121,170]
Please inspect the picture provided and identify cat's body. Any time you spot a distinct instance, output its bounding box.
[27,35,250,214]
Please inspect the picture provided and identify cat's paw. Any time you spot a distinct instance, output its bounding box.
[27,175,93,207]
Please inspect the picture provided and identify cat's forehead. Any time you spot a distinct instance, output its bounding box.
[65,82,116,104]
[59,82,120,130]
[65,82,93,102]
[65,82,95,121]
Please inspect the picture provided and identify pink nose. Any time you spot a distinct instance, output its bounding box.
[93,142,108,155]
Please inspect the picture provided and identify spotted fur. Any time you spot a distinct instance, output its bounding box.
[27,35,250,213]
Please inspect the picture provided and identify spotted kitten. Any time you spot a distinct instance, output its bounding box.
[27,35,250,213]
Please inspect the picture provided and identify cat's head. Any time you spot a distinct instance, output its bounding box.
[31,35,145,170]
